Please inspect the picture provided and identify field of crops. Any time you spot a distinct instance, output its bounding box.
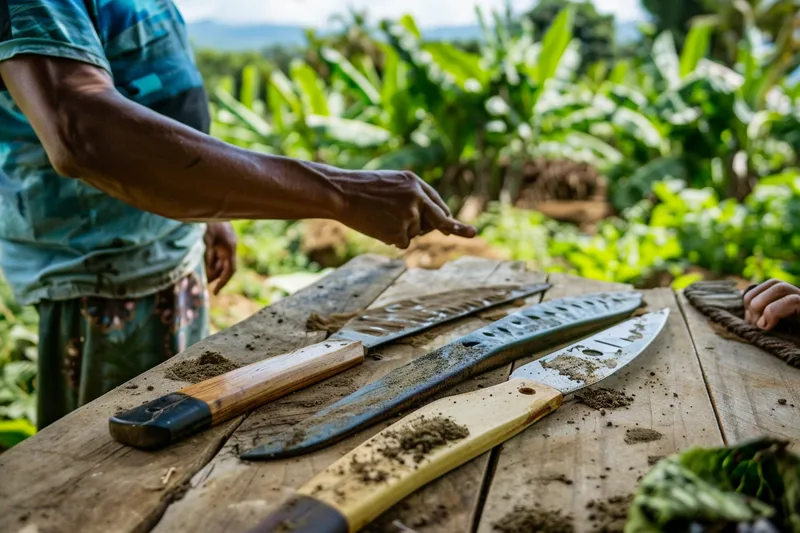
[1,2,798,447]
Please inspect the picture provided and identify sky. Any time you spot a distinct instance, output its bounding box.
[173,0,647,28]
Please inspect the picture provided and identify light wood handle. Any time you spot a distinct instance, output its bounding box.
[109,340,365,449]
[252,378,562,533]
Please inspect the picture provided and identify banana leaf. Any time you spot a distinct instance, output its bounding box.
[239,64,261,110]
[533,6,575,85]
[652,32,680,89]
[321,47,381,106]
[305,115,392,148]
[680,20,714,79]
[268,69,303,118]
[213,87,273,138]
[290,60,329,116]
[364,140,446,171]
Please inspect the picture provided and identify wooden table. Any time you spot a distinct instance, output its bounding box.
[2,255,799,533]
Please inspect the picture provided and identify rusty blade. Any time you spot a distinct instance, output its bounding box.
[331,282,551,350]
[510,308,670,395]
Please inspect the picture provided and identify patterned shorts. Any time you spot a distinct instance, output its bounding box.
[35,263,209,430]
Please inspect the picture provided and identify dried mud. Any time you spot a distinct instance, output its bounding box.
[493,506,573,533]
[165,351,240,384]
[624,428,662,444]
[576,388,633,410]
[586,494,633,533]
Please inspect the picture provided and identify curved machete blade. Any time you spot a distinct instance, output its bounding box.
[241,291,643,461]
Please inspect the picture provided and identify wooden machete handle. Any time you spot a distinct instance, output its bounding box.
[108,340,364,449]
[249,378,563,533]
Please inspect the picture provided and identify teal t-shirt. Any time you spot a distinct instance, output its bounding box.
[0,0,207,305]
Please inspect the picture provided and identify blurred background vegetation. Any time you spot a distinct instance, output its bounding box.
[1,0,799,448]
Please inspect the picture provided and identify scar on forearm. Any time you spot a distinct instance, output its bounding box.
[184,156,202,169]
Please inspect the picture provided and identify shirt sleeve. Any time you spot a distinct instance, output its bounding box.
[0,1,110,74]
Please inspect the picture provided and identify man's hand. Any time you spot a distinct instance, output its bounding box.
[331,168,476,249]
[204,222,237,295]
[743,279,800,330]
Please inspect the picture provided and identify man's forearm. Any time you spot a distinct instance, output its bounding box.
[58,88,350,221]
[2,55,475,247]
[2,57,346,221]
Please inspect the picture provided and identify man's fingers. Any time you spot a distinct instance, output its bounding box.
[422,201,476,238]
[743,279,782,308]
[406,206,422,241]
[749,282,800,316]
[758,294,800,330]
[417,178,452,217]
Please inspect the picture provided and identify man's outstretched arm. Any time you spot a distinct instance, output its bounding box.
[0,55,475,248]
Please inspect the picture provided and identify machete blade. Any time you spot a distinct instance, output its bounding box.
[510,308,670,395]
[331,282,551,350]
[241,291,644,461]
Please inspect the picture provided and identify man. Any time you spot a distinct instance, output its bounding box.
[0,0,475,429]
[743,279,800,330]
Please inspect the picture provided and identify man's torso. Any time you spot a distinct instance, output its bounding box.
[0,0,209,304]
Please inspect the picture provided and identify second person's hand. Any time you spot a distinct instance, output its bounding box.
[743,279,800,330]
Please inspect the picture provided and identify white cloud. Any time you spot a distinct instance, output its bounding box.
[174,0,646,28]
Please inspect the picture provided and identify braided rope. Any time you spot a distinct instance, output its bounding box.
[684,282,800,369]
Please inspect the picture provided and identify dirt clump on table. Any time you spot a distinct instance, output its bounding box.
[165,351,240,384]
[624,428,663,444]
[493,505,573,533]
[576,387,633,410]
[541,355,600,382]
[306,311,361,334]
[586,494,633,533]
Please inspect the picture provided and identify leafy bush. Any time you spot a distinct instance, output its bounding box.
[0,276,38,448]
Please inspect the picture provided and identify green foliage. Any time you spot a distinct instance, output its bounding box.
[626,437,800,532]
[0,275,38,448]
[525,0,615,70]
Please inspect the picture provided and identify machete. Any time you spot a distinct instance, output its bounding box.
[108,282,550,449]
[248,309,670,533]
[241,291,643,460]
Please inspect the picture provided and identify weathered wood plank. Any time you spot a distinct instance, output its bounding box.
[677,291,800,452]
[151,258,547,533]
[0,255,405,533]
[476,279,724,533]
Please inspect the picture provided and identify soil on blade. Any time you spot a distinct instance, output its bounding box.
[318,415,470,490]
[541,355,600,382]
[165,351,240,384]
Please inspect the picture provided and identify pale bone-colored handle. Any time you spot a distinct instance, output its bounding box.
[186,339,364,423]
[297,377,563,532]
